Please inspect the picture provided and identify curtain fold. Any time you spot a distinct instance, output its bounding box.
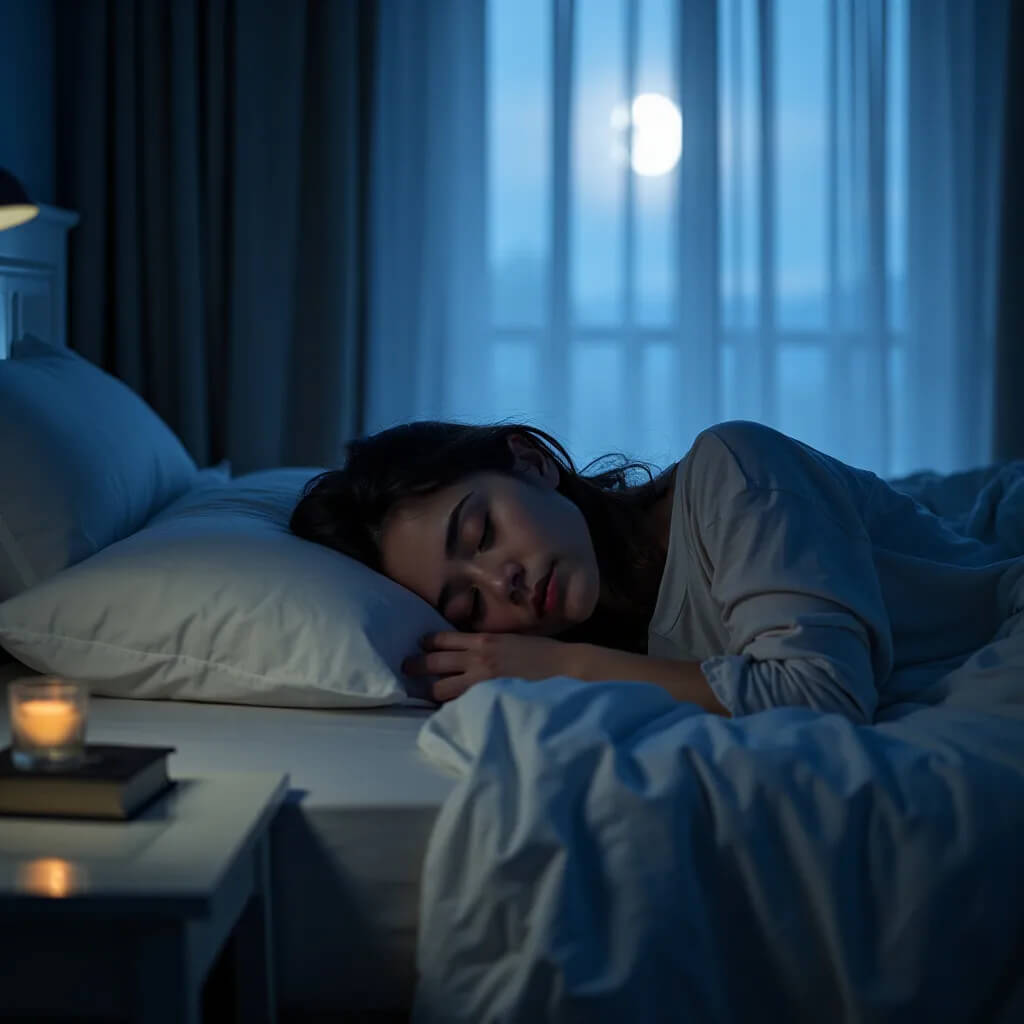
[905,0,1009,472]
[55,0,374,473]
[994,0,1024,461]
[366,0,489,435]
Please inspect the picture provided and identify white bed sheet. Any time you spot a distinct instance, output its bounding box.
[0,659,454,1014]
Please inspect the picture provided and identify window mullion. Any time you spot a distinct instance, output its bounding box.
[624,0,638,332]
[624,0,640,427]
[549,0,574,436]
[867,0,889,474]
[676,0,720,435]
[827,0,845,455]
[757,0,777,425]
[730,0,743,337]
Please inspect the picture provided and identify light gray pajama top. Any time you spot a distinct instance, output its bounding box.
[647,420,1024,723]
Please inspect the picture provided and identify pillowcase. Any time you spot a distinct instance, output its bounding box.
[0,335,198,601]
[0,468,450,708]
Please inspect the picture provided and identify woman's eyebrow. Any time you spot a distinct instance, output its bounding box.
[437,490,474,613]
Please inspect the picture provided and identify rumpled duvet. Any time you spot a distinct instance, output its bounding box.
[412,461,1024,1023]
[415,671,1024,1022]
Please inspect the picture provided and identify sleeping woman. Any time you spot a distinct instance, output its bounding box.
[288,418,1024,723]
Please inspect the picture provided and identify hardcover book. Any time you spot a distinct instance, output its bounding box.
[0,745,176,820]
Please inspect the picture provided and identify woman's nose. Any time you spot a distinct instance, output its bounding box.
[507,567,527,605]
[483,562,525,604]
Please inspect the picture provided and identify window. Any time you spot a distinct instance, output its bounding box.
[487,0,908,475]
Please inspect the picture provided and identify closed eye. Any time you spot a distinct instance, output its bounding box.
[477,513,493,552]
[463,514,492,628]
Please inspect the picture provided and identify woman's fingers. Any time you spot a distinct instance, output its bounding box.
[420,631,482,650]
[403,651,465,676]
[405,634,492,702]
[432,675,475,702]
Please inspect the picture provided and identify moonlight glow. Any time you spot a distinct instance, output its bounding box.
[610,93,683,176]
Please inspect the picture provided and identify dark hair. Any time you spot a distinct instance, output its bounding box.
[289,420,676,654]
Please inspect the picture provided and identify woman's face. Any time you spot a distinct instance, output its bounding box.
[378,437,601,635]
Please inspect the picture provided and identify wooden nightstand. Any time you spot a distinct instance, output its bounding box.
[0,771,288,1023]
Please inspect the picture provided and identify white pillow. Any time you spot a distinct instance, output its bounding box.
[0,335,199,601]
[0,468,450,708]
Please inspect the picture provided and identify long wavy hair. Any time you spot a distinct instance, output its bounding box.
[289,420,677,654]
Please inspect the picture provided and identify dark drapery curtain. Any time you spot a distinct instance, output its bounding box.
[994,0,1024,460]
[54,0,374,473]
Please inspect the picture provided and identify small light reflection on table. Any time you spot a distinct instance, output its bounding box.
[16,857,89,898]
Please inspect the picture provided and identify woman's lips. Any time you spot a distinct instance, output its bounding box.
[542,564,558,616]
[533,562,555,618]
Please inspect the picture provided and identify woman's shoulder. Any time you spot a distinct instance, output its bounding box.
[691,419,792,461]
[684,420,788,489]
[683,420,863,508]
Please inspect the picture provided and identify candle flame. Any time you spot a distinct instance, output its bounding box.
[12,698,83,747]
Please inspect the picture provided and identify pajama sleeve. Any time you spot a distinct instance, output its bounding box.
[690,426,894,723]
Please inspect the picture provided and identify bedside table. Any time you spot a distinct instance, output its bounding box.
[0,771,288,1023]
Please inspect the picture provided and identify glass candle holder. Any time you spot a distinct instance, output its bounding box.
[8,677,89,771]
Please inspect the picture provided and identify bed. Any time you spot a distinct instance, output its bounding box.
[4,206,1024,1022]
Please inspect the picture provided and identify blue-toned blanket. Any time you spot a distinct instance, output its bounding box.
[412,462,1024,1022]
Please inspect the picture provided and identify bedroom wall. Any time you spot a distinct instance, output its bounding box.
[0,0,56,205]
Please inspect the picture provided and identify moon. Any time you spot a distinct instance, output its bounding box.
[610,92,683,176]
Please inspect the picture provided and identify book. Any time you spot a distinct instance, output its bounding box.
[0,744,176,820]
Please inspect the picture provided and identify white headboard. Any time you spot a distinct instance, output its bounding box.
[0,203,80,358]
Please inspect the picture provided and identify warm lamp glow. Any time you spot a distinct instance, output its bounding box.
[0,169,40,231]
[0,204,38,230]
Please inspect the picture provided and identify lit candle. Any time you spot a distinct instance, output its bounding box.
[8,677,89,769]
[11,699,81,747]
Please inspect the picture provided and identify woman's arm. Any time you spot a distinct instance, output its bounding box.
[406,633,732,708]
[567,643,731,716]
[682,425,893,723]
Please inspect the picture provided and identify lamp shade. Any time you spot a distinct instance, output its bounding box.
[0,169,39,231]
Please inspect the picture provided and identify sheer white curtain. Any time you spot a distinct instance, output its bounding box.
[368,0,1009,477]
[365,0,491,432]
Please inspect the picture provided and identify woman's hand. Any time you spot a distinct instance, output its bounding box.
[402,631,577,703]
